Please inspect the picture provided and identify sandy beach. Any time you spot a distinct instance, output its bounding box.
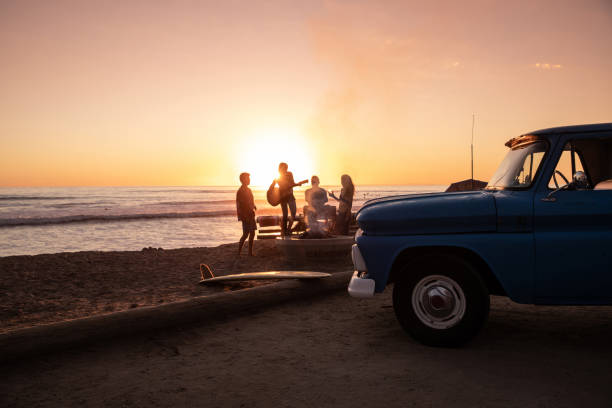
[3,285,612,407]
[0,240,351,333]
[2,0,610,405]
[2,242,612,407]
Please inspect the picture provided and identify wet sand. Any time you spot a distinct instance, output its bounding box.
[0,240,351,333]
[3,290,612,407]
[2,242,612,407]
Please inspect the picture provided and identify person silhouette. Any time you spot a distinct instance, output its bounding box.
[304,175,328,233]
[275,162,307,237]
[329,174,355,235]
[236,172,256,256]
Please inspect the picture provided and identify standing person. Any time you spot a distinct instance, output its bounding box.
[329,174,355,235]
[236,172,257,256]
[275,162,307,237]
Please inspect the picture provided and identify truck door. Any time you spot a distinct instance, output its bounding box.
[533,135,612,304]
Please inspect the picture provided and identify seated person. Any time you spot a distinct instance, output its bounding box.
[303,175,329,233]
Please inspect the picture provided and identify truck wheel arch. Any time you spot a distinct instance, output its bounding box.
[388,246,507,297]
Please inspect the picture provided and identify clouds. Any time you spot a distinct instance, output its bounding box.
[1,0,611,186]
[534,63,563,70]
[303,0,612,184]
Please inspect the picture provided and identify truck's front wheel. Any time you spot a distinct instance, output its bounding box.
[392,256,489,347]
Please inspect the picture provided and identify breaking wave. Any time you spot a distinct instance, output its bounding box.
[0,210,237,228]
[0,196,77,201]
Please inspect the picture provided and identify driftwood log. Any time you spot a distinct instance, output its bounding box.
[0,271,353,362]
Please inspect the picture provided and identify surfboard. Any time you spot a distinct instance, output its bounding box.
[198,271,331,285]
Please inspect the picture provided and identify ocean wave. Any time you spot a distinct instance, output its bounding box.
[132,189,239,194]
[197,189,237,194]
[0,196,77,201]
[45,201,114,208]
[151,198,274,207]
[0,210,237,228]
[151,199,237,206]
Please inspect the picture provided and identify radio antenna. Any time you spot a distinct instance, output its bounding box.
[471,114,475,190]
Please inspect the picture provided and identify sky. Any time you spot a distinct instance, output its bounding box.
[1,0,611,187]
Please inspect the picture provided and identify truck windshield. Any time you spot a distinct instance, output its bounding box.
[486,141,548,189]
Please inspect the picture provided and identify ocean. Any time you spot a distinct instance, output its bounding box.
[0,185,445,256]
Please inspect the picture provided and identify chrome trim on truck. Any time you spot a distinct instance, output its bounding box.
[348,271,376,298]
[351,244,367,272]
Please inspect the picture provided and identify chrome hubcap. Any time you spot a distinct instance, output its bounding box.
[412,275,466,329]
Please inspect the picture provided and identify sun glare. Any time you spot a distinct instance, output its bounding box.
[236,127,315,187]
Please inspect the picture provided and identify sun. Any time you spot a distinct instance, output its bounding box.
[236,127,315,187]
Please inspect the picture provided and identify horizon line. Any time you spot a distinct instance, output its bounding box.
[0,182,458,188]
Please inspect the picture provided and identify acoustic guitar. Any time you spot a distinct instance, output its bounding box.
[267,179,308,206]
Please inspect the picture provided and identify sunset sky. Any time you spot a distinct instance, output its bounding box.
[1,0,611,187]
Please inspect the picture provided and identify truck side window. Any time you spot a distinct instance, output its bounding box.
[548,143,585,189]
[572,137,612,189]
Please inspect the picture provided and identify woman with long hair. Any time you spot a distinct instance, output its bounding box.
[329,174,354,235]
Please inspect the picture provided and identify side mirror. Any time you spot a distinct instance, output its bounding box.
[542,171,589,202]
[573,171,588,189]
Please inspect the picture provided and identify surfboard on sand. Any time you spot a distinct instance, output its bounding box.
[199,271,331,285]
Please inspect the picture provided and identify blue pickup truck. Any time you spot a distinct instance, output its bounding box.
[348,123,612,346]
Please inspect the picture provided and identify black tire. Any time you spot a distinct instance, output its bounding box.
[392,255,489,347]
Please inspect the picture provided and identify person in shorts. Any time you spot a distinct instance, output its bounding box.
[236,172,256,256]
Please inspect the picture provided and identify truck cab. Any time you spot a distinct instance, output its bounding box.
[348,123,612,346]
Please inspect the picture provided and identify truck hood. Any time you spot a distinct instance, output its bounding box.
[357,191,497,235]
